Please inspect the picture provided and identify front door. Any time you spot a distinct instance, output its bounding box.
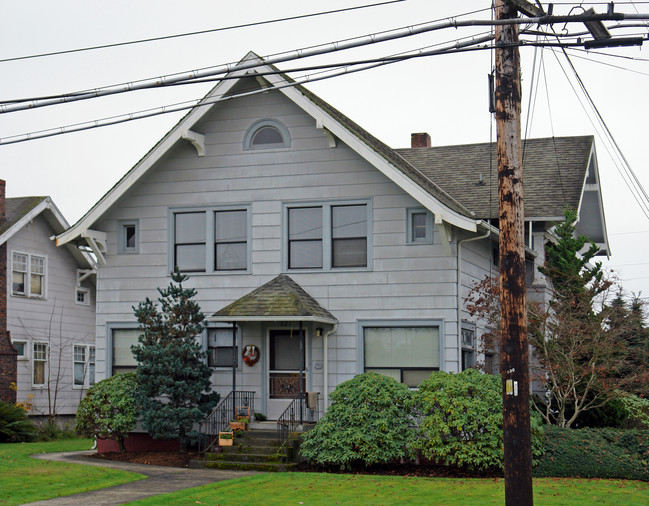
[267,329,305,419]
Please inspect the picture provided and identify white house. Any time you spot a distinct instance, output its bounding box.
[0,181,96,423]
[55,53,608,420]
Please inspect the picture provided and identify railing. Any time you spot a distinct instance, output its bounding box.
[197,390,255,454]
[277,391,319,449]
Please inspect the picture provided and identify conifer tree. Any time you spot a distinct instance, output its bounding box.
[132,271,214,448]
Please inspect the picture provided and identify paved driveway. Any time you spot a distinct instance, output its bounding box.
[23,451,260,505]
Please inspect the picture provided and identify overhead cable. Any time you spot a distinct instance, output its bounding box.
[0,34,494,145]
[3,10,648,114]
[0,0,407,63]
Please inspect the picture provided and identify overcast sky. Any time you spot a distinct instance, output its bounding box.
[1,0,648,301]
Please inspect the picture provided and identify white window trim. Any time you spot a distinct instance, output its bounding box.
[75,287,90,306]
[406,208,434,245]
[13,339,28,360]
[72,343,96,389]
[117,219,139,254]
[11,250,47,299]
[168,205,252,275]
[283,199,372,272]
[32,341,49,389]
[243,119,291,150]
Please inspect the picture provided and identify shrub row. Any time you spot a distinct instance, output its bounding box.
[533,426,649,481]
[300,370,544,471]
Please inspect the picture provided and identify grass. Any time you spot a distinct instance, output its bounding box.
[131,472,649,505]
[0,438,145,505]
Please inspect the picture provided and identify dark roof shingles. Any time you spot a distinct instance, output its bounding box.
[396,136,592,219]
[213,274,336,322]
[0,197,47,236]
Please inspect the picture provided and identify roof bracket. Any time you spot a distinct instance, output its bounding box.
[181,129,205,156]
[316,120,337,148]
[435,215,452,256]
[81,229,107,266]
[76,268,95,285]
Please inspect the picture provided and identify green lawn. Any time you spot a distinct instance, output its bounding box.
[0,438,145,506]
[131,472,649,505]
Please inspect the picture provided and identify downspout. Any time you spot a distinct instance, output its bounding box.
[322,323,337,413]
[457,225,491,372]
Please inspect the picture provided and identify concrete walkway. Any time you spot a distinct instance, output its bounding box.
[23,451,260,506]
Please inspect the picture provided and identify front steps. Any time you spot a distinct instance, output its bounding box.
[191,424,303,472]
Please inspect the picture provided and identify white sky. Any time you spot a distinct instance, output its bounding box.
[1,0,648,301]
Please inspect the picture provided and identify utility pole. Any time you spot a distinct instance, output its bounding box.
[494,1,533,504]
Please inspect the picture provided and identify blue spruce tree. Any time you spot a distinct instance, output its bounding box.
[132,271,215,448]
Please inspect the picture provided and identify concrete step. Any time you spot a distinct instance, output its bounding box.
[205,451,287,464]
[190,459,297,472]
[220,443,281,455]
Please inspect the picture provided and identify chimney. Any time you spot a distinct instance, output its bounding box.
[0,179,18,404]
[411,132,431,148]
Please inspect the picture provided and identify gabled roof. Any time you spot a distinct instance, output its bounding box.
[210,274,337,324]
[396,136,593,220]
[1,196,96,270]
[55,52,480,248]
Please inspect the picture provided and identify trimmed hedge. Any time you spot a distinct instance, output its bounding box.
[411,369,545,470]
[299,372,413,470]
[534,426,649,481]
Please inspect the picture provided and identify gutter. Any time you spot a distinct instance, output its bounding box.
[322,323,337,413]
[456,222,493,372]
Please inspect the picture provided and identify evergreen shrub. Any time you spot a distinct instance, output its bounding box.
[74,372,139,452]
[534,426,649,480]
[0,400,36,443]
[411,369,544,470]
[299,372,413,470]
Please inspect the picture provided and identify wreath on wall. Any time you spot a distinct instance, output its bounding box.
[242,344,260,366]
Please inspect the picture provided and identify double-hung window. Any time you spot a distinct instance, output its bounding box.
[362,322,441,388]
[73,345,96,387]
[172,207,250,273]
[174,212,206,272]
[461,325,476,371]
[207,327,239,368]
[33,342,48,386]
[287,201,370,270]
[12,252,46,297]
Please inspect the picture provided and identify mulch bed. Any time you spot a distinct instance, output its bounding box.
[89,450,197,468]
[89,451,503,478]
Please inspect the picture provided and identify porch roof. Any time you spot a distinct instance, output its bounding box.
[209,274,337,325]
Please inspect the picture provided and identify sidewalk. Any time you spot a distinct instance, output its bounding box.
[23,451,260,506]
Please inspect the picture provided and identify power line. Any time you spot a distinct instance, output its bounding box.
[0,0,407,63]
[0,34,494,145]
[3,10,647,114]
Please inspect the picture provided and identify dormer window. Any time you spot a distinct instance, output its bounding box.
[243,119,290,150]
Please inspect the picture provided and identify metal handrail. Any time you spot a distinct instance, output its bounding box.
[197,390,255,454]
[277,391,319,449]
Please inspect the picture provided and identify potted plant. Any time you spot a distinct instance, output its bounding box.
[229,419,247,431]
[218,431,234,446]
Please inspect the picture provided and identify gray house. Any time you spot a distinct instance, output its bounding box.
[55,53,608,419]
[0,182,96,423]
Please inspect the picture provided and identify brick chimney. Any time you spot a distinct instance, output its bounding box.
[411,132,431,148]
[0,179,18,404]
